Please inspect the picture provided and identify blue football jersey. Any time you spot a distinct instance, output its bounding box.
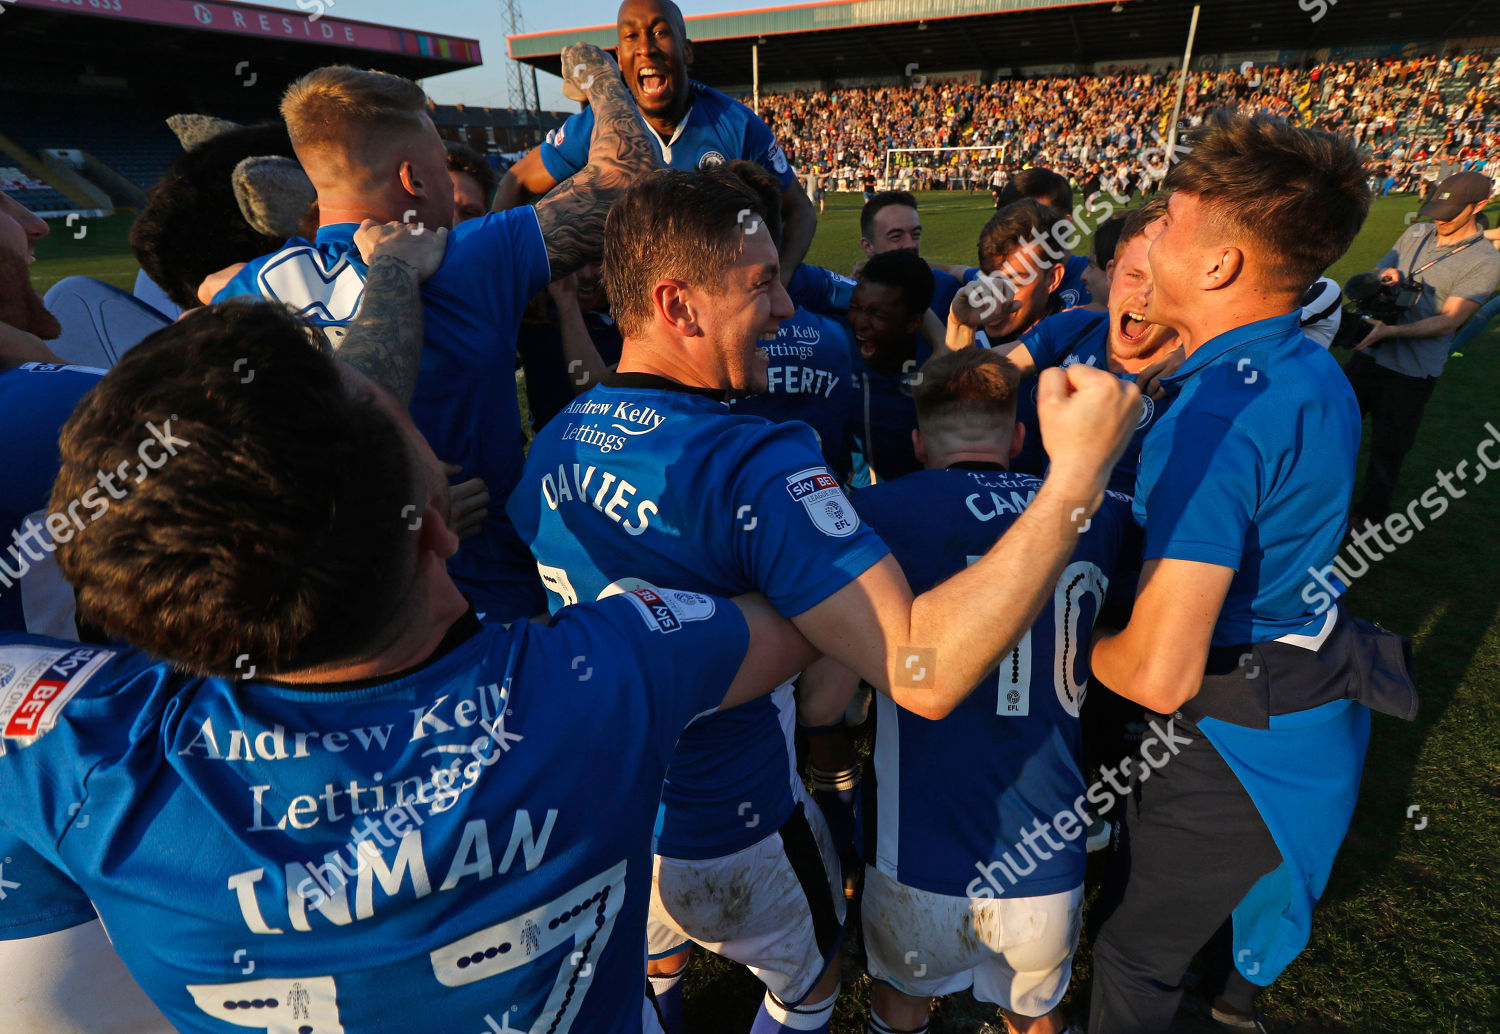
[847,333,927,487]
[0,362,105,940]
[0,593,747,1033]
[730,309,857,480]
[541,80,798,192]
[214,211,551,621]
[508,379,888,859]
[854,466,1132,898]
[1012,308,1168,495]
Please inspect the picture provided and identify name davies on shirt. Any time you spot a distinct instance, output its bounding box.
[541,399,668,536]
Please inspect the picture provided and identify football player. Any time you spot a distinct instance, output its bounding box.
[801,347,1134,1034]
[496,0,817,283]
[509,168,1140,1034]
[213,43,655,622]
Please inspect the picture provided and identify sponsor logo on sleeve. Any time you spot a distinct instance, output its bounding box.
[625,588,718,634]
[767,142,790,175]
[0,646,115,755]
[785,467,859,538]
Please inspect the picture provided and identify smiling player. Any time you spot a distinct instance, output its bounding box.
[509,168,1139,1034]
[497,0,818,283]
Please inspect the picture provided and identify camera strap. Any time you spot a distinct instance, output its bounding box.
[1406,228,1486,279]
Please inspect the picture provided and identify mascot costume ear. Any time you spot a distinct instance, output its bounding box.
[130,115,315,311]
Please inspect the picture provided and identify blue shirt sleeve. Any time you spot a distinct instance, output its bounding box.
[787,264,855,316]
[547,591,750,768]
[741,113,799,193]
[725,423,890,616]
[1020,312,1071,368]
[537,108,595,183]
[1139,410,1260,570]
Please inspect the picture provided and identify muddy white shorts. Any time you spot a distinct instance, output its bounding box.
[647,786,845,1005]
[862,865,1082,1017]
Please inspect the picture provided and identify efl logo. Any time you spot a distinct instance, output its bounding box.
[786,468,860,538]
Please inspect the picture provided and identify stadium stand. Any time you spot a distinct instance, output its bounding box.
[758,53,1500,195]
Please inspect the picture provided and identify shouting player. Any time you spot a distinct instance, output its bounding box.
[996,196,1182,495]
[214,44,656,621]
[801,347,1135,1034]
[509,168,1140,1034]
[498,0,817,283]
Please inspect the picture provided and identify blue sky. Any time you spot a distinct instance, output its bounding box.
[254,0,752,109]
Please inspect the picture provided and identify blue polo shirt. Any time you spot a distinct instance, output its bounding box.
[1012,308,1169,495]
[1135,312,1359,646]
[541,80,798,193]
[214,212,552,621]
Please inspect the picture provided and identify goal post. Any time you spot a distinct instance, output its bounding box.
[882,145,1009,191]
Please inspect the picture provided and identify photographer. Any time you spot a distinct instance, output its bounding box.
[1347,171,1500,523]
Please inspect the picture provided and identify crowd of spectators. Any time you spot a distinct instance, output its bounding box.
[758,51,1500,199]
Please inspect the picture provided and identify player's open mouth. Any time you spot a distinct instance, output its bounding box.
[1118,310,1149,344]
[855,337,876,359]
[637,68,671,98]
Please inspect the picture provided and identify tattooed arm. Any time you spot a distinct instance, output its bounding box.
[532,44,661,279]
[339,219,449,405]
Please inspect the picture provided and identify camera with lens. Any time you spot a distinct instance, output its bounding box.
[1330,271,1424,349]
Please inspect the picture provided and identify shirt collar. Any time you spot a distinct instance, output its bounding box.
[314,222,359,246]
[1161,311,1303,392]
[602,370,731,402]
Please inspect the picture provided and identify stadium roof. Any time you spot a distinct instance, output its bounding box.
[509,0,1499,86]
[2,0,481,84]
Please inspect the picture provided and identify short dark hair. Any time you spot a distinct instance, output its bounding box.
[727,159,784,249]
[51,301,418,677]
[913,347,1020,429]
[861,190,918,241]
[860,249,935,317]
[445,140,497,203]
[978,199,1065,273]
[996,168,1073,214]
[604,169,771,337]
[1165,110,1372,291]
[1114,194,1172,262]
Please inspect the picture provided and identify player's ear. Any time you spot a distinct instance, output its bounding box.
[682,37,694,70]
[1104,258,1116,283]
[1046,260,1066,293]
[653,279,700,336]
[1204,245,1245,292]
[418,503,459,561]
[1010,421,1025,460]
[397,160,425,201]
[913,428,928,467]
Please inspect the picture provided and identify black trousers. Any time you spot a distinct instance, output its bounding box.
[1087,715,1282,1034]
[1344,351,1438,520]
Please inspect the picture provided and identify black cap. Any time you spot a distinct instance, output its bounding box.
[1418,171,1493,221]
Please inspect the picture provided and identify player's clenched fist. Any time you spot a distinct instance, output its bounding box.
[1035,363,1141,496]
[560,43,620,102]
[354,218,449,281]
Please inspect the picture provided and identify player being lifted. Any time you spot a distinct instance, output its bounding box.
[800,347,1136,1034]
[215,43,655,621]
[498,0,818,283]
[508,168,1140,1034]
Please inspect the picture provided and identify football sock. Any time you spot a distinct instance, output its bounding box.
[749,988,838,1034]
[648,969,684,1034]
